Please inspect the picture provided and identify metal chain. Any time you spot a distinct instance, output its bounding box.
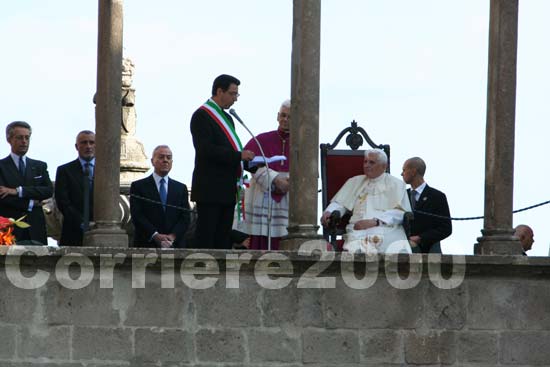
[128,193,194,212]
[129,193,550,220]
[413,199,550,221]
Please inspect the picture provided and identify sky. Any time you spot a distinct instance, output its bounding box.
[1,1,549,255]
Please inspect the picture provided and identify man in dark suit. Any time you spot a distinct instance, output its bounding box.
[0,121,53,245]
[401,157,452,253]
[190,74,255,249]
[130,145,190,248]
[54,130,95,246]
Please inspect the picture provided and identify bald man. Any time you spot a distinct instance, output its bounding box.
[514,224,534,256]
[401,157,452,253]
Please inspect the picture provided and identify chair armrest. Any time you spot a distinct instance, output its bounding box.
[402,211,414,237]
[325,210,342,231]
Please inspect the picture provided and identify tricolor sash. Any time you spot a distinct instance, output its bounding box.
[201,99,247,221]
[200,99,243,151]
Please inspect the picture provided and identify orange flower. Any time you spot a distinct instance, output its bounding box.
[0,226,15,246]
[0,215,29,246]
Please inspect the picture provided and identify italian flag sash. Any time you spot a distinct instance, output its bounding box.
[200,99,243,151]
[200,99,247,222]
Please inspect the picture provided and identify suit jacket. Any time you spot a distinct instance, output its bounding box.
[55,158,94,246]
[190,107,243,204]
[0,155,53,245]
[130,175,190,248]
[408,185,452,253]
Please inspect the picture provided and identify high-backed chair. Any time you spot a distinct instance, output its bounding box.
[320,120,390,250]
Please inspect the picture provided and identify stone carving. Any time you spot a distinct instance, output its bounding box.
[122,57,135,88]
[119,57,149,186]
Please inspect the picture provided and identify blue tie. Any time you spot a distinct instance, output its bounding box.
[84,162,93,185]
[83,163,91,232]
[19,156,25,177]
[159,178,167,210]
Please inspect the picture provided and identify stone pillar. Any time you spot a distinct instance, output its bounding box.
[84,0,128,247]
[280,0,323,250]
[476,0,522,255]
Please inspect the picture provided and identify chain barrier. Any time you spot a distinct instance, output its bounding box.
[128,193,194,212]
[129,193,550,221]
[413,199,550,221]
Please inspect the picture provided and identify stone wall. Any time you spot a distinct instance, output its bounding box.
[0,246,549,366]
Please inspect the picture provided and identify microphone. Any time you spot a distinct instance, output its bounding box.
[229,108,244,125]
[229,108,273,251]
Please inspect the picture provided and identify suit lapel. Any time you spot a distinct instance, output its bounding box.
[70,159,85,196]
[2,156,25,186]
[23,157,34,183]
[166,179,178,206]
[146,175,161,201]
[146,175,166,215]
[416,185,430,209]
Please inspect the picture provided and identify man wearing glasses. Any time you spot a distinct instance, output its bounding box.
[0,121,53,245]
[190,74,255,249]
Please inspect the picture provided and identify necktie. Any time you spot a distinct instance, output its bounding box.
[84,162,90,178]
[82,163,91,232]
[18,156,25,177]
[159,178,167,209]
[85,162,93,185]
[410,189,418,210]
[87,162,93,177]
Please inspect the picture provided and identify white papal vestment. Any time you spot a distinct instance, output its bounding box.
[326,173,412,254]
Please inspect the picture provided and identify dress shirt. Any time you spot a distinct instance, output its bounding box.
[10,153,33,210]
[152,173,169,197]
[79,157,95,178]
[410,182,427,202]
[149,173,170,242]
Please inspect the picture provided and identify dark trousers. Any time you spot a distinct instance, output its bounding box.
[194,202,235,249]
[411,241,442,254]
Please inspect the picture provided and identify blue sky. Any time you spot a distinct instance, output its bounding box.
[1,1,549,255]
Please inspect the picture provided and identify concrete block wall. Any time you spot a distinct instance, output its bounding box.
[0,248,549,366]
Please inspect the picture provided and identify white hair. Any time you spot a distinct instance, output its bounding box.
[280,99,291,109]
[152,145,171,157]
[364,148,388,164]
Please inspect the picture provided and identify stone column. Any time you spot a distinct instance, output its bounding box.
[84,0,128,247]
[476,0,522,255]
[280,0,323,250]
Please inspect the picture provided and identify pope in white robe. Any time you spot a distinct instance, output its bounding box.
[321,149,412,254]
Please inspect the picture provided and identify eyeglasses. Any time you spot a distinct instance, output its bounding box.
[227,91,240,97]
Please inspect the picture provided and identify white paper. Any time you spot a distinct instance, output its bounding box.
[248,155,287,168]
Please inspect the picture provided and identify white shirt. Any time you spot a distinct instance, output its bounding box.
[410,181,427,202]
[10,153,32,210]
[10,152,26,170]
[79,157,96,177]
[152,172,169,196]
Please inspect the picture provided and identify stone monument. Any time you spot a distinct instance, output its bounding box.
[119,57,149,186]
